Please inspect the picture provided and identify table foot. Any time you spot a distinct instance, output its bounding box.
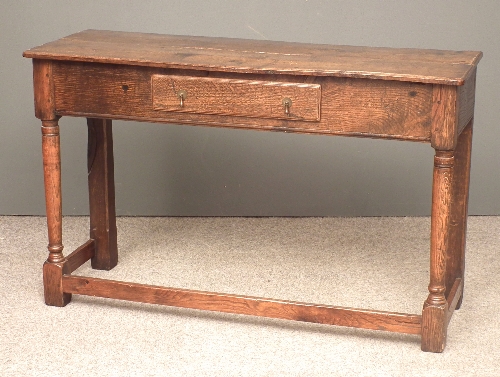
[421,303,447,352]
[43,261,71,306]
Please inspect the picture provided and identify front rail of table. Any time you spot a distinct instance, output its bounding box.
[24,30,482,352]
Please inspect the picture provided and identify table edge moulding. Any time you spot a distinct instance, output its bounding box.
[23,29,482,352]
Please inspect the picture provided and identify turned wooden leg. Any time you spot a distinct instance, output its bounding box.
[87,118,118,270]
[422,150,454,352]
[41,119,71,306]
[446,120,473,309]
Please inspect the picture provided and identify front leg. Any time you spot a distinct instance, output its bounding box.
[446,120,473,308]
[421,150,454,352]
[41,119,71,306]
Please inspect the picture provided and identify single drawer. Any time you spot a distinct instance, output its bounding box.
[151,75,321,121]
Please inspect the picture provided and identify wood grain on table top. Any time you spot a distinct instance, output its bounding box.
[23,29,482,85]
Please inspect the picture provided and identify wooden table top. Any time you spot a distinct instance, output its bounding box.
[24,30,482,85]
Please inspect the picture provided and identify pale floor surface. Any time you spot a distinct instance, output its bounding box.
[1,216,499,376]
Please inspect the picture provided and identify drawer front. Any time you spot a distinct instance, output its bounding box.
[152,75,321,121]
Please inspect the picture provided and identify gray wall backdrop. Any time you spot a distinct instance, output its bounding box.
[1,0,499,216]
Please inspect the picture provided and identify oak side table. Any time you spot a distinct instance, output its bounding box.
[24,30,482,352]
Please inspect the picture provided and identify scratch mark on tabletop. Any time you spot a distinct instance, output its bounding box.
[247,25,268,40]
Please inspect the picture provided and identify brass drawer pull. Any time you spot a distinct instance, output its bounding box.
[282,97,292,116]
[177,89,187,107]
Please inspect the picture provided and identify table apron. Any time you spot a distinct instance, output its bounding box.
[51,61,434,141]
